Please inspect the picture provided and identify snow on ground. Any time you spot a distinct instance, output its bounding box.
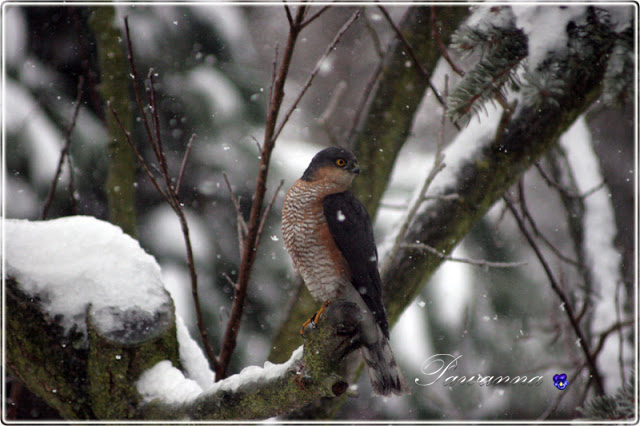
[136,345,304,405]
[5,216,170,340]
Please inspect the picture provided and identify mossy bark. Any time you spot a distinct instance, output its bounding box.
[6,277,180,420]
[89,6,138,238]
[5,279,92,419]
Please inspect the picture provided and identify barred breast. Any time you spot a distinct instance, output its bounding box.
[282,180,351,302]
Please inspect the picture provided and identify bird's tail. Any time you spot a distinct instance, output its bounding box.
[361,337,409,396]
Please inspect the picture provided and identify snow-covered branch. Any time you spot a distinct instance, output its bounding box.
[381,6,619,323]
[5,217,366,420]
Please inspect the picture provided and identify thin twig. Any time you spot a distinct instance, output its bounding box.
[503,195,605,396]
[430,7,465,77]
[318,80,347,145]
[272,10,359,144]
[535,162,605,199]
[222,171,248,256]
[377,5,459,130]
[255,179,285,250]
[176,133,196,196]
[300,5,331,29]
[148,69,171,187]
[401,243,527,269]
[346,60,383,146]
[381,77,450,275]
[517,181,581,267]
[123,17,157,157]
[216,5,307,380]
[221,272,237,291]
[42,77,84,219]
[361,8,384,58]
[119,18,219,374]
[108,103,171,206]
[537,364,586,420]
[591,319,634,359]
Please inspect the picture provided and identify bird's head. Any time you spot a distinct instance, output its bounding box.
[301,147,360,190]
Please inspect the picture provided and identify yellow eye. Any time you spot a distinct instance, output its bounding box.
[335,158,347,167]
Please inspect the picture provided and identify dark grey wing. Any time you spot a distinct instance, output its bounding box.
[323,191,389,338]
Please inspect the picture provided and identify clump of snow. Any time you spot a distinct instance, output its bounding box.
[5,216,171,342]
[137,360,204,406]
[512,6,586,71]
[136,345,303,405]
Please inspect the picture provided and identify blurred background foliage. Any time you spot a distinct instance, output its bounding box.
[3,4,635,421]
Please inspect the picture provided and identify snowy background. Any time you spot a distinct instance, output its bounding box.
[3,4,636,421]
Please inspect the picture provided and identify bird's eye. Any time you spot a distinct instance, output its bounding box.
[335,158,347,167]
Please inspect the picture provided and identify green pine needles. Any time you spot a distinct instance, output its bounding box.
[446,6,630,124]
[578,371,636,420]
[447,24,527,124]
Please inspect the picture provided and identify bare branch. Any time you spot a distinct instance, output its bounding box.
[107,102,171,206]
[381,76,450,276]
[121,17,219,374]
[123,17,157,157]
[377,5,459,130]
[517,181,581,267]
[284,4,294,27]
[268,43,279,109]
[318,80,347,145]
[300,5,331,29]
[361,8,384,58]
[176,133,196,196]
[346,61,382,146]
[535,162,606,199]
[147,69,171,185]
[401,243,527,269]
[42,76,84,219]
[430,7,465,77]
[222,171,248,255]
[591,319,634,359]
[272,11,359,143]
[216,5,307,380]
[255,179,285,250]
[503,195,605,396]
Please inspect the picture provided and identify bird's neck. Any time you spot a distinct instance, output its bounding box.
[291,178,348,201]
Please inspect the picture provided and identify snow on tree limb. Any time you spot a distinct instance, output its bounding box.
[5,216,368,419]
[6,216,171,342]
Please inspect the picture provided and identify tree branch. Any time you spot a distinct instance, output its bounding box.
[140,301,364,420]
[503,195,604,395]
[114,17,220,375]
[349,6,469,216]
[42,76,84,220]
[271,10,359,143]
[216,5,307,380]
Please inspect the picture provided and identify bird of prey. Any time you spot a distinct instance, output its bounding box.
[282,146,407,396]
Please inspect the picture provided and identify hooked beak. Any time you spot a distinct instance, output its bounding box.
[351,162,360,175]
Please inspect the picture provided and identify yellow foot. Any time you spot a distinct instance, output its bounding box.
[300,300,332,335]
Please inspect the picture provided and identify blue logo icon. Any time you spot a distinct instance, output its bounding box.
[553,374,568,390]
